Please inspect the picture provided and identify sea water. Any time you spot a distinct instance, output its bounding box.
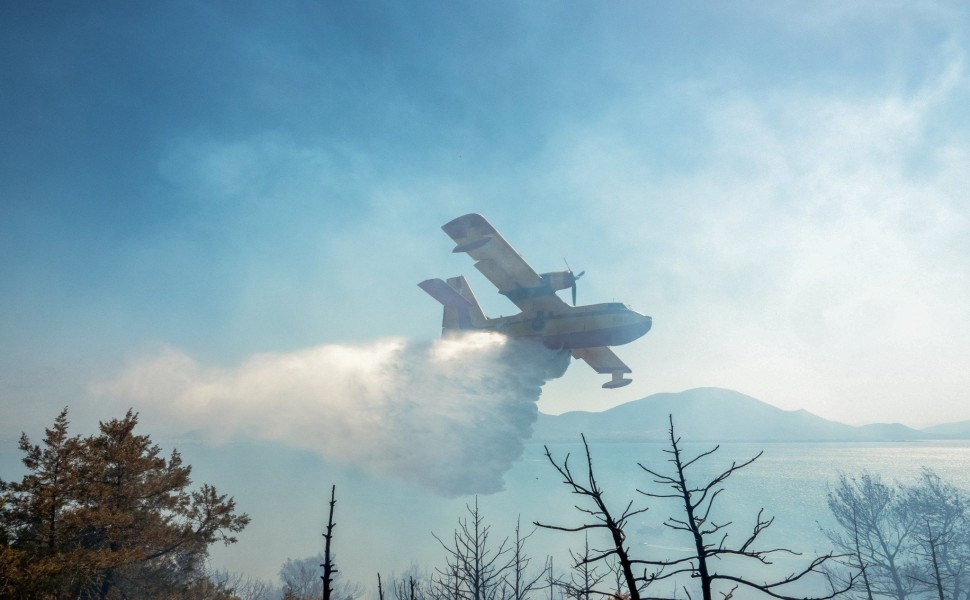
[188,439,970,591]
[497,440,970,597]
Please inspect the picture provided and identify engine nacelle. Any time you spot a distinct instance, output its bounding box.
[540,270,577,293]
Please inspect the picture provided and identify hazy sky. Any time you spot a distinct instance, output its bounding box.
[3,0,970,447]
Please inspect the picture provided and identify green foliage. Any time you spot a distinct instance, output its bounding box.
[0,408,250,599]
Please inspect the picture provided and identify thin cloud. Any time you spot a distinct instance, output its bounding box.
[530,49,970,426]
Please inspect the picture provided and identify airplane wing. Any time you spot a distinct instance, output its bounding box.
[572,346,634,388]
[442,213,568,312]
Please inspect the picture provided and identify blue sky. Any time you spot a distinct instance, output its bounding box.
[3,1,970,434]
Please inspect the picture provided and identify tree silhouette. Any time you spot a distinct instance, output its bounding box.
[506,517,548,600]
[558,534,610,600]
[824,468,970,600]
[432,497,513,600]
[638,415,852,600]
[323,485,338,600]
[825,471,919,600]
[903,468,970,599]
[535,435,647,600]
[538,418,854,600]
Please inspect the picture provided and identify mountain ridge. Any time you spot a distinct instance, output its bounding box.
[533,387,956,443]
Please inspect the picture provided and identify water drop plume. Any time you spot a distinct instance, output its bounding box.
[95,332,569,495]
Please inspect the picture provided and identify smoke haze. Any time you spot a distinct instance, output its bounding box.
[94,333,569,495]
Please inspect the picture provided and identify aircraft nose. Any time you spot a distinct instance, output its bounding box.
[640,315,653,335]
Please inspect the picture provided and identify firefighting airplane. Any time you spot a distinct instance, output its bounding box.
[419,213,652,389]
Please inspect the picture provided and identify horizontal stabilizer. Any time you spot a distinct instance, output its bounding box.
[418,279,473,309]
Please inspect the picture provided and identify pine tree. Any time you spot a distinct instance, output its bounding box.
[1,408,83,596]
[1,408,250,599]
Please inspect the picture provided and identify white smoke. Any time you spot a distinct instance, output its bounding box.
[93,332,569,495]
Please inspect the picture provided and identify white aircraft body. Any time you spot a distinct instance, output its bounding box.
[419,213,651,388]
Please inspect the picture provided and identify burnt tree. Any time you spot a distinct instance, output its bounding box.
[322,485,338,600]
[506,517,548,600]
[638,415,853,600]
[432,497,513,600]
[535,435,647,600]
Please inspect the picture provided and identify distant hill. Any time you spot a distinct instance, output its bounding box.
[922,419,970,438]
[532,387,939,443]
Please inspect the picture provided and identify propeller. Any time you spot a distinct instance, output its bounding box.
[564,258,585,305]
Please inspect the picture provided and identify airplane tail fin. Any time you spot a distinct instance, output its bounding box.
[418,276,489,336]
